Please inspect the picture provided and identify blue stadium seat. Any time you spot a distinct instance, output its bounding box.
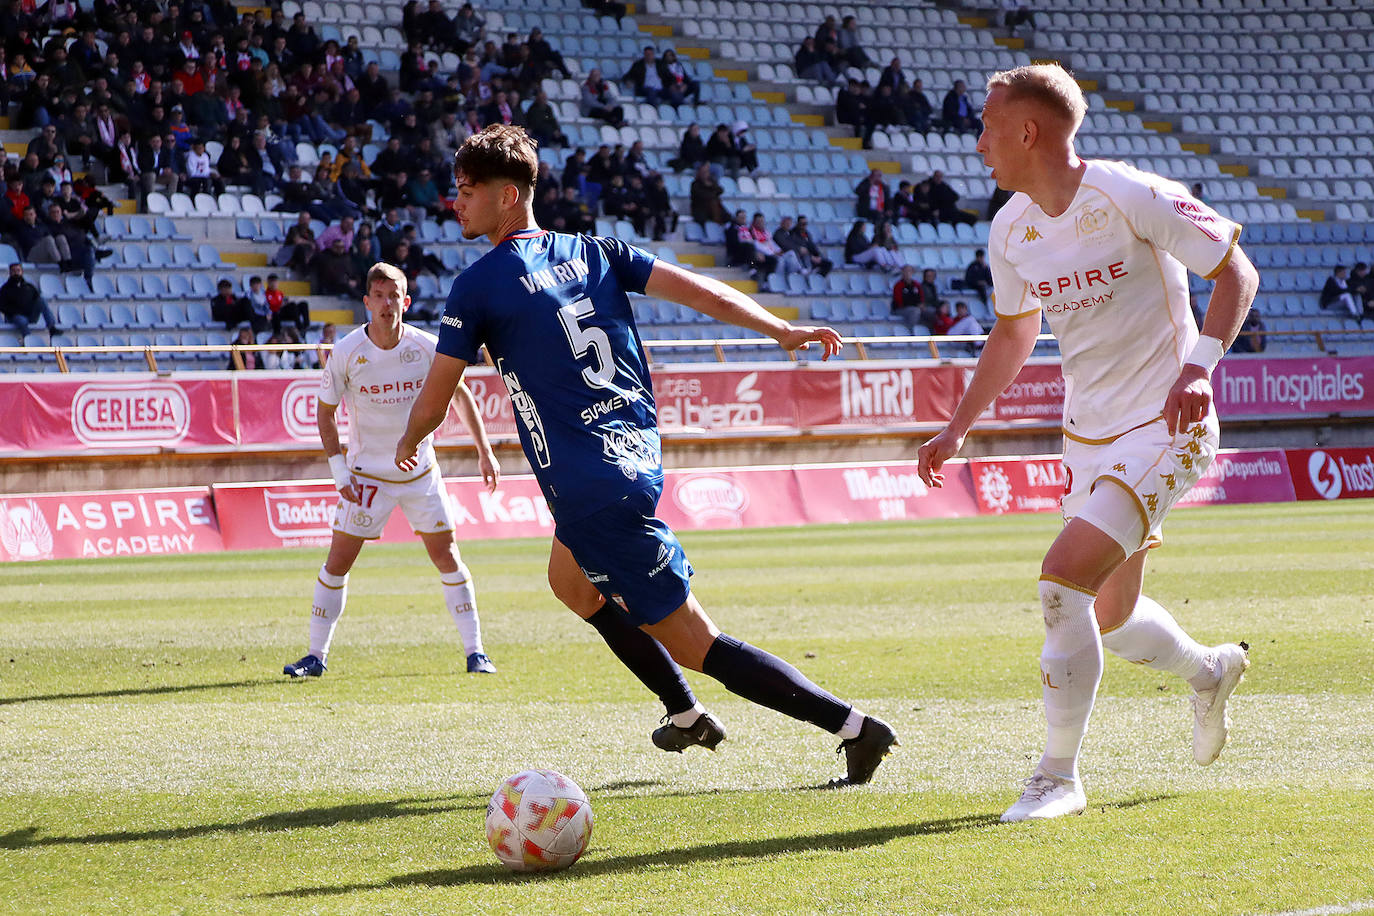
[146,244,172,268]
[88,274,116,300]
[143,275,174,300]
[134,304,161,328]
[119,245,147,270]
[108,304,137,327]
[162,303,191,328]
[104,216,128,239]
[167,274,194,300]
[115,274,141,298]
[57,303,84,328]
[198,244,228,269]
[64,276,93,299]
[191,274,217,298]
[39,274,65,300]
[127,215,154,240]
[155,216,191,241]
[258,219,284,242]
[236,218,258,239]
[186,302,214,326]
[171,244,198,269]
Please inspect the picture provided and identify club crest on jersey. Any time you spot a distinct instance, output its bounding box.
[1021,226,1042,242]
[1076,206,1109,236]
[401,347,421,363]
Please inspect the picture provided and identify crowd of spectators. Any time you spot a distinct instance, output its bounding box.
[853,168,977,227]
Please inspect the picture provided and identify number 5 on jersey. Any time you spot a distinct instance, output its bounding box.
[558,298,615,389]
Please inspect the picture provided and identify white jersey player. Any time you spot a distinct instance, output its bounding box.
[283,262,502,680]
[918,64,1260,822]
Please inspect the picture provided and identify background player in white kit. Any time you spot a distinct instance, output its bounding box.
[917,65,1260,822]
[283,262,501,679]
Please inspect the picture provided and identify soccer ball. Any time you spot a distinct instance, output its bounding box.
[485,769,594,872]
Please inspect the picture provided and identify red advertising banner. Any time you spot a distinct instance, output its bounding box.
[1175,449,1296,507]
[1287,446,1374,501]
[1213,356,1374,418]
[6,357,1373,457]
[969,448,1297,517]
[792,461,979,522]
[0,487,223,561]
[0,376,236,452]
[988,364,1067,423]
[794,365,962,428]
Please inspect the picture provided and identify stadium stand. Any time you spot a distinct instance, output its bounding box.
[2,0,1371,372]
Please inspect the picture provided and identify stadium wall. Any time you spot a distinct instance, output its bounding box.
[4,356,1374,493]
[7,446,1372,562]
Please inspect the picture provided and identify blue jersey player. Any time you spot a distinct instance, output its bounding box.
[396,125,897,786]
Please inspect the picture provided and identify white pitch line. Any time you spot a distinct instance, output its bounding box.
[1258,901,1374,916]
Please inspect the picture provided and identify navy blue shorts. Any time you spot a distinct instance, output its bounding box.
[555,484,694,626]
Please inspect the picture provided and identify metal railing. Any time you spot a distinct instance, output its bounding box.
[0,328,1337,372]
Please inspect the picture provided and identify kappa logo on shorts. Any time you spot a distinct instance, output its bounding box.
[1161,472,1177,491]
[1112,462,1127,473]
[1144,492,1159,513]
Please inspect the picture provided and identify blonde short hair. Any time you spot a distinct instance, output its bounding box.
[366,261,408,296]
[986,63,1087,136]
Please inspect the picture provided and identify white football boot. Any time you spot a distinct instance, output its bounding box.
[1000,771,1087,823]
[1192,642,1250,765]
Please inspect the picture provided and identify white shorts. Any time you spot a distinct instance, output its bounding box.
[332,464,455,540]
[1061,410,1220,553]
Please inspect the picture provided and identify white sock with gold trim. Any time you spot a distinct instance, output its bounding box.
[1101,595,1211,688]
[308,566,348,661]
[442,563,483,656]
[1037,576,1103,780]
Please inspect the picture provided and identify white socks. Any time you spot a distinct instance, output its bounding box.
[442,563,484,656]
[1037,576,1104,780]
[837,707,865,740]
[308,565,348,661]
[669,703,706,728]
[1100,595,1214,690]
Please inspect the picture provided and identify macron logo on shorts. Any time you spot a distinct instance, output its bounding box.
[441,315,463,328]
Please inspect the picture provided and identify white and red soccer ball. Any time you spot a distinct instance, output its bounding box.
[485,769,593,872]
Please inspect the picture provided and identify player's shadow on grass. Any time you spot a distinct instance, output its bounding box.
[0,795,487,850]
[0,679,277,706]
[260,813,1001,896]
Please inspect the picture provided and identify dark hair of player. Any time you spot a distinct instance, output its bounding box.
[453,125,539,200]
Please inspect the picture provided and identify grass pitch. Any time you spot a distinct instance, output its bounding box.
[1,503,1372,915]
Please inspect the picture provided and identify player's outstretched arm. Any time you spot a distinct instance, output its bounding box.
[644,260,843,359]
[1164,246,1260,434]
[452,381,500,492]
[397,353,469,471]
[317,399,360,503]
[917,312,1040,487]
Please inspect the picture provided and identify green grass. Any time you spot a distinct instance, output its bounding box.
[2,503,1372,915]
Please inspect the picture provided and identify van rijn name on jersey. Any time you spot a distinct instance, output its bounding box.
[516,257,590,294]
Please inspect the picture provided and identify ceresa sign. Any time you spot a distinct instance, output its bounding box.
[72,382,191,446]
